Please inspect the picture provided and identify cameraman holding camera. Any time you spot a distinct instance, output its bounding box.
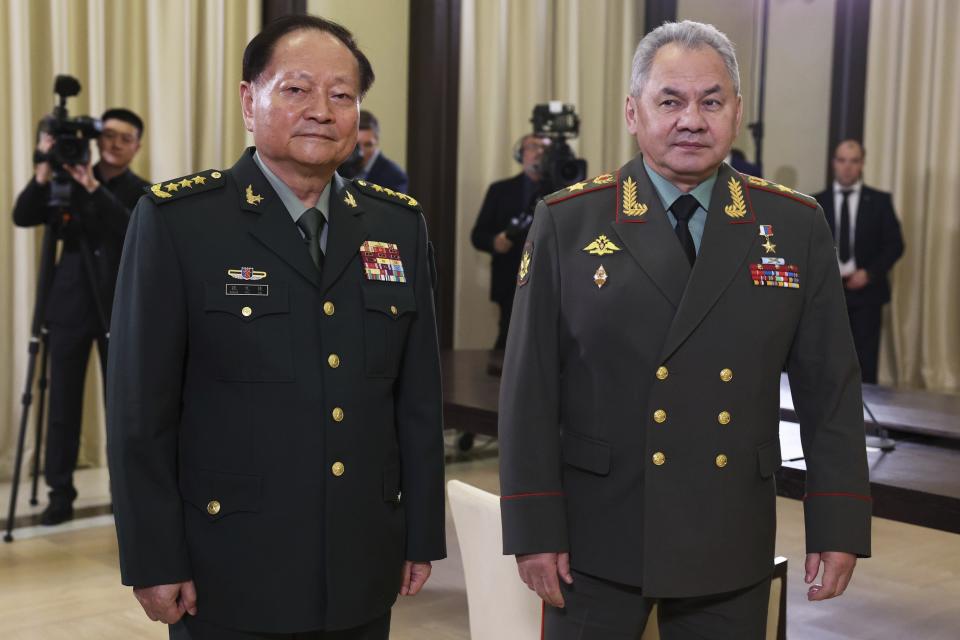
[471,133,551,352]
[12,107,148,525]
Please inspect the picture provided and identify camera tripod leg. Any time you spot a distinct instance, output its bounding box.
[29,330,50,506]
[4,340,42,543]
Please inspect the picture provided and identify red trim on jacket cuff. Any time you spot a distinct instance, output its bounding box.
[803,492,872,502]
[500,491,564,501]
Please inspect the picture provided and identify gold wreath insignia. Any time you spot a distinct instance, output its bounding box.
[151,183,171,199]
[343,191,357,208]
[724,177,747,219]
[245,185,263,205]
[621,177,648,217]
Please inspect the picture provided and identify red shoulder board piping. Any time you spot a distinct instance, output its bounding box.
[543,173,617,206]
[740,173,818,209]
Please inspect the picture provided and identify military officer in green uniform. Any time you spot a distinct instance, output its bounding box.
[499,20,870,639]
[107,16,445,639]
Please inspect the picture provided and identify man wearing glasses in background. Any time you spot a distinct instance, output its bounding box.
[12,108,148,525]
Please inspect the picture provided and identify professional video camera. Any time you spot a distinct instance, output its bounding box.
[531,102,587,193]
[33,75,102,208]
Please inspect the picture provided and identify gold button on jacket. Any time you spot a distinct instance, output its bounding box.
[328,354,341,368]
[720,368,733,382]
[716,454,728,468]
[241,306,252,317]
[331,461,345,477]
[332,407,344,422]
[206,500,221,515]
[652,452,666,466]
[653,409,667,423]
[323,301,335,316]
[656,366,669,380]
[718,411,731,425]
[389,304,399,317]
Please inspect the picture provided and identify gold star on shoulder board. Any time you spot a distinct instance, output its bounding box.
[245,184,263,205]
[567,181,587,192]
[165,182,180,192]
[193,175,206,185]
[179,178,193,189]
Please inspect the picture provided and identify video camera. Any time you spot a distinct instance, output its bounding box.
[34,75,102,208]
[531,102,587,193]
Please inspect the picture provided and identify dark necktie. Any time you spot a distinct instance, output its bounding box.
[296,207,325,269]
[839,189,852,262]
[670,194,699,266]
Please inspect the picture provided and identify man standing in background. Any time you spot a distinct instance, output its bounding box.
[815,139,904,383]
[356,109,409,192]
[12,108,147,525]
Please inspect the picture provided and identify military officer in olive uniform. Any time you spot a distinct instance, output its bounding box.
[499,21,870,639]
[107,16,445,639]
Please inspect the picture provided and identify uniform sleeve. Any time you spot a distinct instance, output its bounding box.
[865,193,905,280]
[470,185,500,254]
[786,206,872,557]
[11,179,52,227]
[498,202,568,555]
[393,213,446,562]
[106,198,192,586]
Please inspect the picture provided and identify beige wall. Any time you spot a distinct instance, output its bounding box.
[307,0,410,169]
[677,0,835,193]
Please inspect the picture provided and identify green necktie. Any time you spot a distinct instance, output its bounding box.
[296,207,325,269]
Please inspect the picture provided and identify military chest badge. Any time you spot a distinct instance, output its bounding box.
[750,263,800,288]
[517,242,532,287]
[593,265,608,288]
[583,235,621,256]
[228,267,267,281]
[360,241,406,283]
[758,224,777,254]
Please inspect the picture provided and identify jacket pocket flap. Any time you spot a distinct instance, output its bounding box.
[204,282,288,320]
[757,439,782,479]
[180,467,262,520]
[562,429,611,475]
[362,286,416,319]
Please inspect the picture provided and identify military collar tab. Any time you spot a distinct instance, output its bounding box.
[739,173,818,209]
[352,179,420,211]
[542,173,617,206]
[145,170,225,204]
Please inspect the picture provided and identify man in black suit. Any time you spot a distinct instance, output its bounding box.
[107,16,445,639]
[356,110,408,192]
[814,139,904,383]
[12,107,148,525]
[470,133,550,350]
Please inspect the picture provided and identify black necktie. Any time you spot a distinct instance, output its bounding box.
[670,194,699,266]
[296,207,325,269]
[839,189,852,262]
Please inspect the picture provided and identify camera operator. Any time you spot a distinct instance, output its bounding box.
[12,108,148,526]
[471,133,551,352]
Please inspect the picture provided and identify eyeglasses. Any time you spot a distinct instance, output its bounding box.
[101,129,138,145]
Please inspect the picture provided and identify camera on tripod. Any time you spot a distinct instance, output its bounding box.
[531,101,587,193]
[34,75,102,208]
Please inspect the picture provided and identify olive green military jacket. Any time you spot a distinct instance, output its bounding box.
[107,149,445,632]
[499,154,871,598]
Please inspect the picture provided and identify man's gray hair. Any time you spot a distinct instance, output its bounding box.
[630,21,740,97]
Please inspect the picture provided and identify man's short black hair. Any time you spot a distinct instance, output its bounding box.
[359,110,379,135]
[243,15,375,98]
[101,108,144,138]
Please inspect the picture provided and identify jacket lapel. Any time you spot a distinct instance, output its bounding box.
[607,155,690,308]
[320,174,369,295]
[236,149,322,289]
[823,190,836,237]
[658,164,758,362]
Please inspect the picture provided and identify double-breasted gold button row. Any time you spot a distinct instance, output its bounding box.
[651,452,729,468]
[654,366,734,382]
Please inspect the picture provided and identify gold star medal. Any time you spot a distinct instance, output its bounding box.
[758,224,776,254]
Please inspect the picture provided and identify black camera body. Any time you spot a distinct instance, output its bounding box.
[531,102,587,193]
[34,75,102,169]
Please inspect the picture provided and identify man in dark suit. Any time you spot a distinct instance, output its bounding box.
[12,107,148,525]
[814,139,904,383]
[470,133,550,350]
[499,21,870,639]
[107,16,445,639]
[356,110,408,193]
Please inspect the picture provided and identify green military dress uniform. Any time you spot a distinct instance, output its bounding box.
[499,154,871,632]
[107,148,445,636]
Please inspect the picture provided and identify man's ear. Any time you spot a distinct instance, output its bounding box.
[240,81,255,132]
[625,95,640,135]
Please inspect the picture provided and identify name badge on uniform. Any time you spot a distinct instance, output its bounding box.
[360,241,406,283]
[226,284,269,296]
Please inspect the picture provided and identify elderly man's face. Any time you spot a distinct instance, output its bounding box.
[626,43,742,188]
[240,29,360,174]
[832,141,864,187]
